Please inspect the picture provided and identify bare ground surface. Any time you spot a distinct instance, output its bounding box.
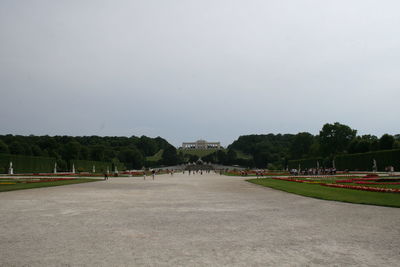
[0,172,399,267]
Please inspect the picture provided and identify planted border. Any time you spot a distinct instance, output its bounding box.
[248,178,400,207]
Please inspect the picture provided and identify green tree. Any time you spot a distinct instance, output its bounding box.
[379,134,394,150]
[226,149,237,165]
[80,146,89,160]
[62,141,81,160]
[162,145,178,166]
[202,153,216,163]
[9,141,25,155]
[118,148,144,169]
[319,122,357,156]
[31,144,43,156]
[254,151,270,168]
[348,135,379,154]
[216,150,227,164]
[290,132,314,159]
[0,140,9,153]
[137,136,157,156]
[90,145,106,161]
[188,154,199,163]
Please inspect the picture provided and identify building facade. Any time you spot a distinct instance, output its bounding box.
[182,140,221,150]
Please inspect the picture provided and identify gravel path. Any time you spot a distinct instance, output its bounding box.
[0,173,399,266]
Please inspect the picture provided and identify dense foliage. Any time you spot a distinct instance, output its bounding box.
[0,135,178,171]
[206,122,400,169]
[1,122,399,171]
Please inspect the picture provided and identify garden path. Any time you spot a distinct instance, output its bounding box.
[0,173,399,266]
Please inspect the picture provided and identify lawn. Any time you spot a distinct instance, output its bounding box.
[0,178,101,192]
[146,149,164,162]
[248,178,400,208]
[179,149,220,158]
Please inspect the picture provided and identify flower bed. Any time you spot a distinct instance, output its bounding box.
[363,174,380,178]
[354,181,400,185]
[321,183,400,193]
[226,171,290,176]
[335,179,354,183]
[269,177,400,193]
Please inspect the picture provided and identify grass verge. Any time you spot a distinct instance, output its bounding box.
[0,179,101,193]
[248,178,400,208]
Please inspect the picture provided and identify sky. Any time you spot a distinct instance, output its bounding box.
[1,0,399,147]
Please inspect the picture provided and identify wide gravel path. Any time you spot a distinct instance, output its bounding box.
[1,173,399,266]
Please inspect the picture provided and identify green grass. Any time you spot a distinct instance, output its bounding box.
[234,150,253,160]
[248,178,400,208]
[146,149,164,161]
[179,149,220,158]
[0,179,101,192]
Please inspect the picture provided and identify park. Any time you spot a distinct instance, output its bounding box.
[2,1,400,265]
[1,131,400,266]
[1,170,399,266]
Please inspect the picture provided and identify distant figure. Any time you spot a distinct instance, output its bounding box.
[104,172,108,181]
[152,170,155,180]
[143,171,146,180]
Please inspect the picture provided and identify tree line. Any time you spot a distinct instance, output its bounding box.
[0,122,398,170]
[0,135,178,170]
[202,122,400,169]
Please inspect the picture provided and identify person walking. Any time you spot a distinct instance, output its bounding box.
[152,169,155,180]
[104,172,108,181]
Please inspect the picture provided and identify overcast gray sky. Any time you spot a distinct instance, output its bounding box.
[1,0,399,146]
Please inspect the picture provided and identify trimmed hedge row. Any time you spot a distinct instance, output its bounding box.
[288,149,400,171]
[72,159,125,173]
[0,153,125,174]
[0,153,55,173]
[335,149,400,171]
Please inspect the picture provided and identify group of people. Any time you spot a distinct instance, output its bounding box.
[185,169,212,175]
[143,170,156,180]
[290,168,337,176]
[103,167,221,181]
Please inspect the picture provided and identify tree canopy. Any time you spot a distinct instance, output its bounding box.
[0,134,173,170]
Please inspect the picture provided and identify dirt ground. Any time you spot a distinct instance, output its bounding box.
[0,172,399,266]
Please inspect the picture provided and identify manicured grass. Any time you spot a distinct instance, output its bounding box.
[0,179,101,192]
[146,149,164,161]
[248,178,400,208]
[234,150,253,160]
[179,149,220,158]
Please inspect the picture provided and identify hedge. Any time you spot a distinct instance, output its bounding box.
[288,149,400,171]
[0,153,55,174]
[0,153,125,174]
[72,159,125,173]
[335,149,400,171]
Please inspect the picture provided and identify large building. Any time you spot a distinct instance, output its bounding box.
[182,140,221,150]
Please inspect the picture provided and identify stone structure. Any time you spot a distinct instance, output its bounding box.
[8,161,14,175]
[182,140,221,150]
